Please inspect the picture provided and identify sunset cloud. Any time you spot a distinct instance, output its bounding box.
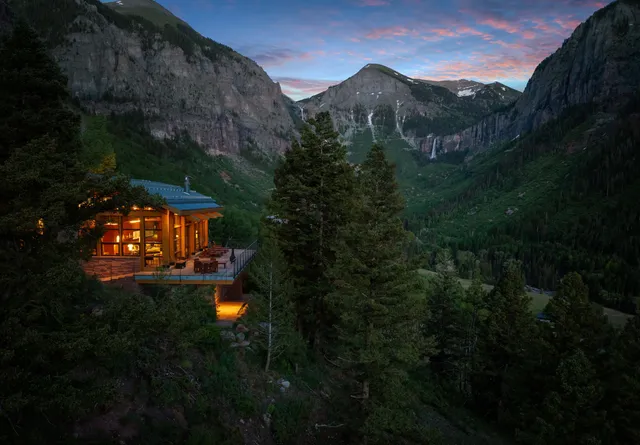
[246,49,313,67]
[274,77,342,99]
[174,0,615,99]
[364,26,421,39]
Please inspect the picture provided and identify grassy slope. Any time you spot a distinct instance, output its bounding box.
[417,269,633,328]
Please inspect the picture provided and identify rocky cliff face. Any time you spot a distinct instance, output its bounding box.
[298,64,512,153]
[12,0,295,155]
[442,0,640,153]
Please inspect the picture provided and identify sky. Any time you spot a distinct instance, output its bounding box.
[150,0,612,100]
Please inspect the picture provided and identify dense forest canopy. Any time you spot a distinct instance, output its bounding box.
[408,99,640,315]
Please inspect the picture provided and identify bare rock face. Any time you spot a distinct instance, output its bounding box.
[15,0,295,155]
[298,64,504,150]
[442,0,640,153]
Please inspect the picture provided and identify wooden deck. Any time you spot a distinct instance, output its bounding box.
[133,248,257,284]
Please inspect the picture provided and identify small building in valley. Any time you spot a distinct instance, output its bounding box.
[83,177,257,320]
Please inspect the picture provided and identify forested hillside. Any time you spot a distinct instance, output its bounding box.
[410,96,640,314]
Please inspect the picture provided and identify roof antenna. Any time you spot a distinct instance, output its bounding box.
[184,175,191,194]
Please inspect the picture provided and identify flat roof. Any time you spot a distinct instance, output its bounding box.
[131,179,222,215]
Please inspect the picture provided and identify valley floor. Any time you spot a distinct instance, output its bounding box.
[418,269,633,328]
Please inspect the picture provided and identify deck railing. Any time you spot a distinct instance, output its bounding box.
[189,239,258,280]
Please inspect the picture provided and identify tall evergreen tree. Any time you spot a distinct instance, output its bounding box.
[425,273,466,382]
[541,272,612,360]
[327,144,428,443]
[471,260,535,423]
[523,350,605,445]
[457,273,487,397]
[245,233,297,372]
[602,315,640,445]
[269,111,355,348]
[0,23,154,442]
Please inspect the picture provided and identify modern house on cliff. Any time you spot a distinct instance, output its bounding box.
[83,177,257,319]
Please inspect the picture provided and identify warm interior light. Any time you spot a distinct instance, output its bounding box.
[143,207,154,211]
[132,205,140,210]
[128,219,141,224]
[128,244,134,251]
[116,235,120,242]
[105,222,118,226]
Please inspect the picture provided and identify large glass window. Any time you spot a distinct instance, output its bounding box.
[98,215,120,256]
[122,216,141,256]
[144,216,163,263]
[173,222,181,258]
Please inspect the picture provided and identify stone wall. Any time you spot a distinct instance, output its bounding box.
[82,257,140,281]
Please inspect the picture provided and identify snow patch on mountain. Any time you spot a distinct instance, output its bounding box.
[457,88,476,97]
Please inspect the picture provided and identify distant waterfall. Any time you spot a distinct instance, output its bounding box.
[430,137,438,160]
[299,106,305,122]
[367,111,376,142]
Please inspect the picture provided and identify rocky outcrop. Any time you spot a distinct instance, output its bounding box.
[443,0,640,153]
[440,111,515,153]
[14,0,295,155]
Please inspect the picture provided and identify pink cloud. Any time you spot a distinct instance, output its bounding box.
[249,48,316,68]
[555,18,582,31]
[430,28,458,37]
[415,50,543,83]
[478,17,521,34]
[364,26,420,39]
[531,19,554,33]
[278,78,342,100]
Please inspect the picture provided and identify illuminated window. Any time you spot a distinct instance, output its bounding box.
[173,222,181,257]
[98,216,120,255]
[144,216,162,263]
[101,243,120,256]
[121,217,141,256]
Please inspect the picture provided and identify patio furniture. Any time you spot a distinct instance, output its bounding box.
[194,259,203,273]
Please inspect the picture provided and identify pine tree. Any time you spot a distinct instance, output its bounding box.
[0,23,155,442]
[458,273,487,396]
[541,272,612,360]
[471,260,535,423]
[523,350,605,445]
[425,272,466,382]
[602,315,640,445]
[269,111,355,348]
[327,144,427,443]
[245,234,297,372]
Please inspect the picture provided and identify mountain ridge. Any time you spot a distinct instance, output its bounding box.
[440,0,640,154]
[10,0,296,155]
[296,63,519,155]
